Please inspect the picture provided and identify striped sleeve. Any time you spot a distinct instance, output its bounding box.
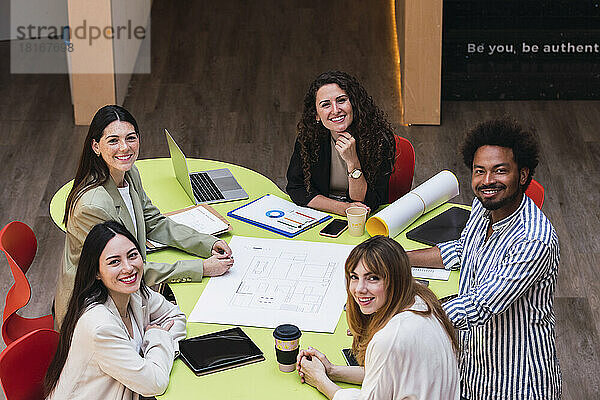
[443,239,553,330]
[437,239,462,271]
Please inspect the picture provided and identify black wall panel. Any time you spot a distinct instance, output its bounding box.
[442,0,600,99]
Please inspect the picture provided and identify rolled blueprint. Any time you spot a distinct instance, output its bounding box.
[366,170,459,238]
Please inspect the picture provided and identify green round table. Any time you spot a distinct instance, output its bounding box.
[50,158,461,399]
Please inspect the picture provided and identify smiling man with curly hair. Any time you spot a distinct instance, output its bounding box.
[407,118,561,399]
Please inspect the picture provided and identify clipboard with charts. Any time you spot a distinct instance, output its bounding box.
[227,194,331,238]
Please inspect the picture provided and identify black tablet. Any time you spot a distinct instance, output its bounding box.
[178,327,264,376]
[406,206,470,246]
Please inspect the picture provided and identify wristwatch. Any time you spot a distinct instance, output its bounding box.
[348,169,362,179]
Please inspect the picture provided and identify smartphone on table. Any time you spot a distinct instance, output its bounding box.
[320,219,348,238]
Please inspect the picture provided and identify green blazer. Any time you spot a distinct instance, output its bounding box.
[55,165,218,327]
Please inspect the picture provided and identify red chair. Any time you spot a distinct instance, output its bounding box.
[0,221,54,346]
[388,135,416,203]
[525,178,545,209]
[0,328,59,400]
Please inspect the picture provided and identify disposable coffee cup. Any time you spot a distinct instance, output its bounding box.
[346,206,368,237]
[273,324,302,372]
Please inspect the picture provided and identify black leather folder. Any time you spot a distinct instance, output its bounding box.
[178,327,264,376]
[406,206,470,246]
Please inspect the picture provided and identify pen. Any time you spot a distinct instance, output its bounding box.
[216,249,232,260]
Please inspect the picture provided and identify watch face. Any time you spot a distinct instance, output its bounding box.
[350,169,362,179]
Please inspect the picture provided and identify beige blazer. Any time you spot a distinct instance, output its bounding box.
[47,290,187,400]
[56,165,218,326]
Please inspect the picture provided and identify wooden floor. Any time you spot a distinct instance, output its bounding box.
[1,0,599,398]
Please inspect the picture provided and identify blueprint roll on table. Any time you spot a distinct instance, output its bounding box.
[366,170,460,238]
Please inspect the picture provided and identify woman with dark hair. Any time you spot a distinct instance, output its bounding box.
[55,104,233,327]
[286,71,396,215]
[296,236,459,400]
[45,221,186,399]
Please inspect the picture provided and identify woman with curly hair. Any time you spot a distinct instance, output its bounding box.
[286,71,396,215]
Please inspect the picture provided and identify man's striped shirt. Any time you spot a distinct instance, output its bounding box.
[438,195,561,399]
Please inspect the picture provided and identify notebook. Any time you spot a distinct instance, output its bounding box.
[178,327,264,376]
[146,204,231,252]
[165,129,249,204]
[405,206,470,246]
[166,204,231,235]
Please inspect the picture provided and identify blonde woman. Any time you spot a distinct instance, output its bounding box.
[297,236,459,400]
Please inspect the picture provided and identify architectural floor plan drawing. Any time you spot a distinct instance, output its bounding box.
[188,236,355,332]
[230,251,336,313]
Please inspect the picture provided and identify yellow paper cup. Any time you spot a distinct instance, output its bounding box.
[346,206,368,237]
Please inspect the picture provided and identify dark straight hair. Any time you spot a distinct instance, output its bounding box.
[44,221,149,396]
[63,105,139,225]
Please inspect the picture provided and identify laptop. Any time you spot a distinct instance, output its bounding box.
[165,129,249,204]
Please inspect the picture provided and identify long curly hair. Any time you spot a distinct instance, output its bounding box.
[345,236,459,365]
[296,71,395,193]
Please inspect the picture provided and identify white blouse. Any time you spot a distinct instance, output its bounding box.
[117,181,137,237]
[47,290,186,400]
[333,296,459,400]
[129,312,142,354]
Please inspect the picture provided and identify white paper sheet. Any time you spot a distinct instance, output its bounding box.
[411,267,451,281]
[366,170,459,238]
[147,206,229,252]
[188,236,355,333]
[168,206,228,235]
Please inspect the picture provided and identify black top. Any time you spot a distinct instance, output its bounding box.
[285,134,391,211]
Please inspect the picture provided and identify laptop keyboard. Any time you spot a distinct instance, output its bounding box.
[190,172,225,202]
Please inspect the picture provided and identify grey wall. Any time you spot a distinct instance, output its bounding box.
[1,0,68,41]
[0,0,9,40]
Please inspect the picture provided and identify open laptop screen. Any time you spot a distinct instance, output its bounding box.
[165,129,196,203]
